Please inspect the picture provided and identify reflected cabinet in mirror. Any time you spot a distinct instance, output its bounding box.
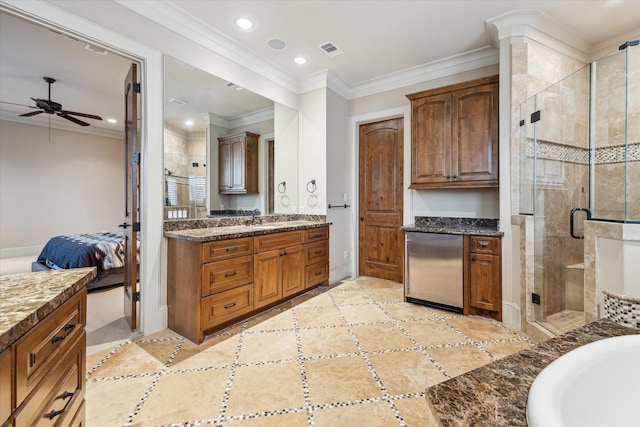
[163,55,299,219]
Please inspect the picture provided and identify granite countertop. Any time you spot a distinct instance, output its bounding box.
[0,267,96,352]
[164,220,331,243]
[425,319,640,426]
[402,216,503,237]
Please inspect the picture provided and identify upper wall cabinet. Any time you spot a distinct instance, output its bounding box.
[406,75,499,189]
[218,131,260,195]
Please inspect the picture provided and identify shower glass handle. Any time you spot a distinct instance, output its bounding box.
[569,207,592,239]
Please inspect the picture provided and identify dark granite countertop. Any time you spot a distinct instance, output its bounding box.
[164,220,331,243]
[0,268,96,352]
[425,319,640,426]
[402,216,503,237]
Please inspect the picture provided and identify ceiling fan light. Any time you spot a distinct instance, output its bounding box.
[107,118,117,123]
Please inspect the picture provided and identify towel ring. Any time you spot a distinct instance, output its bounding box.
[306,179,317,193]
[278,181,287,194]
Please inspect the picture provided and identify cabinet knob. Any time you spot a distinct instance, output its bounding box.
[471,256,477,261]
[360,217,364,222]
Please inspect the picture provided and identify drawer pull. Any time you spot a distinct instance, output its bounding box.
[225,247,238,252]
[315,271,322,276]
[48,390,74,419]
[479,241,490,247]
[224,302,237,309]
[225,271,237,278]
[51,323,76,344]
[314,250,322,255]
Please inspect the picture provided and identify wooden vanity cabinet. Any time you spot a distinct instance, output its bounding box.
[254,231,305,308]
[303,227,330,288]
[464,235,502,321]
[2,288,87,427]
[218,131,259,195]
[406,76,499,189]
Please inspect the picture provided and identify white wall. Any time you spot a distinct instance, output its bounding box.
[326,88,354,281]
[298,88,327,215]
[274,103,299,213]
[0,120,124,257]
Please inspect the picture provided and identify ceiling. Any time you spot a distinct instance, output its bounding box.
[1,1,639,136]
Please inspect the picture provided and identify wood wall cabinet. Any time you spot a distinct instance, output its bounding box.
[2,288,87,427]
[464,235,502,321]
[406,75,499,189]
[218,131,259,194]
[167,225,329,344]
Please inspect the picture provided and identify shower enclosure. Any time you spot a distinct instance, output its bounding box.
[520,42,639,335]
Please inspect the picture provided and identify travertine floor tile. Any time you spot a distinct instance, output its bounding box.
[402,320,467,347]
[247,309,295,331]
[313,401,399,426]
[351,323,414,352]
[428,345,494,377]
[226,362,305,417]
[237,330,298,364]
[133,368,230,425]
[306,355,382,405]
[168,334,239,371]
[339,304,389,324]
[89,339,180,378]
[292,292,334,308]
[383,303,434,321]
[482,340,533,359]
[299,325,359,357]
[368,350,447,395]
[225,412,309,426]
[329,289,373,305]
[447,316,516,341]
[366,287,404,302]
[86,376,155,426]
[295,305,345,328]
[393,395,436,426]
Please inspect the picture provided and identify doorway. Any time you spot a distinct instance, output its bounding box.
[358,117,404,282]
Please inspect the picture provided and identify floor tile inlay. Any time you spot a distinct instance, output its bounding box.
[85,277,532,426]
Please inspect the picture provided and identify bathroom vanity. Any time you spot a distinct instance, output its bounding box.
[165,219,330,344]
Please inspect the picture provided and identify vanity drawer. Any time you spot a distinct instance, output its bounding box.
[305,262,329,288]
[254,231,304,252]
[304,227,329,243]
[469,236,500,255]
[202,255,254,297]
[1,347,13,424]
[14,331,85,427]
[304,241,329,265]
[202,237,254,263]
[15,289,86,405]
[201,284,254,330]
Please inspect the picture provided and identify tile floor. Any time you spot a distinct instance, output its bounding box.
[539,309,585,335]
[86,277,533,426]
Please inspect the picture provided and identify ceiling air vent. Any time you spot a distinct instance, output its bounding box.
[224,81,244,91]
[168,97,187,105]
[318,41,343,57]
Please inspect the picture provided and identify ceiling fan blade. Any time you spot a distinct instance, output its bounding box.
[58,113,90,127]
[59,110,103,121]
[0,101,36,108]
[19,110,44,117]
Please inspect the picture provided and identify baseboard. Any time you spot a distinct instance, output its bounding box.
[0,245,42,259]
[502,301,522,329]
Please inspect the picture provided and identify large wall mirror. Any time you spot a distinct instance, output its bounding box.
[163,55,299,219]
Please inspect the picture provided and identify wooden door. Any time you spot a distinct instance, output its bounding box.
[358,118,404,282]
[410,93,451,186]
[123,63,140,330]
[469,253,501,312]
[281,246,304,297]
[451,82,499,183]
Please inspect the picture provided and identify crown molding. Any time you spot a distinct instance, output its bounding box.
[347,47,500,100]
[229,107,274,129]
[486,9,590,63]
[588,27,640,62]
[201,112,230,129]
[0,113,124,139]
[115,0,299,94]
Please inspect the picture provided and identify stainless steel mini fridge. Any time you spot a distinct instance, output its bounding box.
[405,232,463,313]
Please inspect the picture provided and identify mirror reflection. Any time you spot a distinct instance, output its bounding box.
[163,55,277,219]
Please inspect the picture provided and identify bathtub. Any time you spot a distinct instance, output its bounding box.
[527,334,640,426]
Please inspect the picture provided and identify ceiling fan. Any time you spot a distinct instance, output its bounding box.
[18,76,103,127]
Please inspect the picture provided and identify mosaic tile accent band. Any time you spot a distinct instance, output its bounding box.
[603,289,640,329]
[524,139,640,165]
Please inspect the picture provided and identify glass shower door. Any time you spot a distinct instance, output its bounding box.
[531,66,591,334]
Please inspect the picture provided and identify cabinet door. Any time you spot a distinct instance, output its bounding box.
[410,93,451,186]
[254,250,282,309]
[230,138,246,191]
[0,347,12,425]
[469,253,501,312]
[281,246,304,297]
[451,82,499,184]
[218,140,232,192]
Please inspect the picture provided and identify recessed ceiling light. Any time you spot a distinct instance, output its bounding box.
[185,120,194,126]
[236,18,253,30]
[107,118,117,124]
[294,56,307,65]
[268,38,286,50]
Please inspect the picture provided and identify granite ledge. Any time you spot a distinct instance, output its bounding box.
[164,220,331,243]
[402,224,504,237]
[425,319,640,427]
[0,267,96,352]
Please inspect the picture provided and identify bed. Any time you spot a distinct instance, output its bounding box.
[31,231,138,290]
